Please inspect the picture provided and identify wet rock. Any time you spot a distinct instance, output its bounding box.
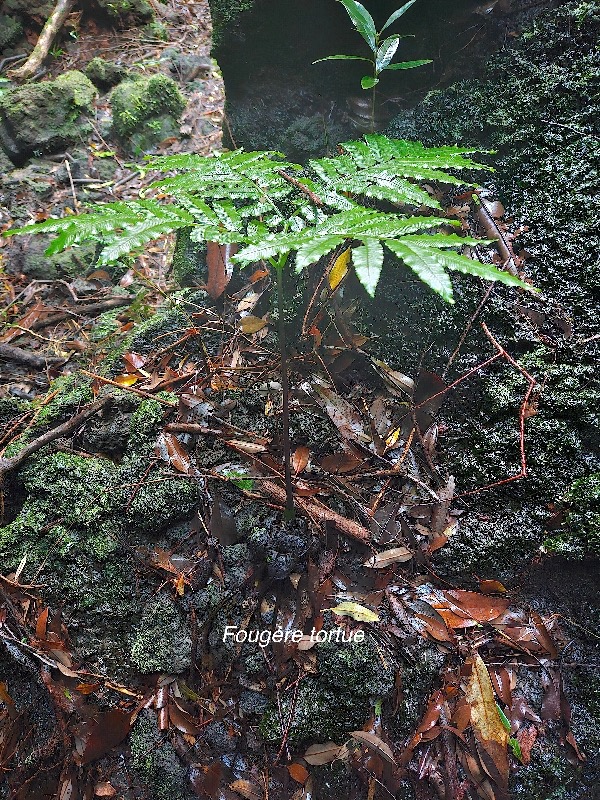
[95,0,153,20]
[131,710,191,800]
[110,74,186,154]
[85,56,128,91]
[0,71,96,165]
[202,721,237,754]
[131,594,192,674]
[239,689,269,716]
[0,14,22,50]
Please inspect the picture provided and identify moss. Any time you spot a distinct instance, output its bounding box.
[90,308,122,341]
[110,75,185,151]
[0,71,96,162]
[545,473,600,557]
[260,631,395,744]
[131,594,192,673]
[171,227,206,287]
[0,14,23,50]
[207,0,256,46]
[130,710,189,800]
[96,0,153,19]
[128,397,167,450]
[85,57,127,91]
[33,374,93,428]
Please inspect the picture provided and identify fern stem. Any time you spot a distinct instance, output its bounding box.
[275,260,295,517]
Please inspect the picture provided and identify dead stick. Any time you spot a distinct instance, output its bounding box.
[277,170,324,206]
[259,479,371,543]
[8,0,75,81]
[0,396,110,482]
[0,343,64,368]
[28,297,132,331]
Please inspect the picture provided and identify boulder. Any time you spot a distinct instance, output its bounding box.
[0,13,22,51]
[95,0,153,20]
[109,73,186,153]
[84,56,128,91]
[0,70,96,164]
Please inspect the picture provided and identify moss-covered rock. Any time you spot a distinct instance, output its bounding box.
[85,57,128,91]
[260,631,395,744]
[110,74,186,153]
[131,594,192,673]
[130,710,191,800]
[0,14,22,50]
[545,473,600,558]
[95,0,153,20]
[0,71,96,164]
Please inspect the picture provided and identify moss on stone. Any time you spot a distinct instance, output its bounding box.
[131,594,192,673]
[0,71,96,162]
[171,227,206,287]
[85,57,127,91]
[0,14,23,50]
[33,373,94,428]
[130,710,190,800]
[110,75,185,152]
[96,0,153,20]
[260,630,395,744]
[545,473,600,558]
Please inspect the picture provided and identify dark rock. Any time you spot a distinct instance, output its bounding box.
[131,594,193,674]
[85,56,128,91]
[202,721,237,753]
[0,14,22,50]
[0,71,96,164]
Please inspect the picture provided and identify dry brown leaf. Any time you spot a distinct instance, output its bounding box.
[77,709,132,765]
[304,741,343,765]
[415,613,455,643]
[206,241,237,299]
[94,783,117,797]
[292,445,310,474]
[350,730,395,764]
[155,432,192,474]
[465,653,509,793]
[320,452,363,474]
[363,547,413,568]
[229,779,263,800]
[478,580,507,595]
[287,763,309,784]
[227,439,267,455]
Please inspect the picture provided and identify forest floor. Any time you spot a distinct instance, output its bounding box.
[0,2,598,800]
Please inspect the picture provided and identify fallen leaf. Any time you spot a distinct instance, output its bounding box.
[240,315,268,334]
[292,445,310,474]
[350,730,395,764]
[227,439,267,455]
[479,580,507,595]
[304,742,343,765]
[94,783,117,797]
[206,241,237,299]
[229,779,263,800]
[415,613,455,643]
[328,601,379,623]
[114,374,139,387]
[363,548,413,568]
[371,358,414,397]
[155,432,192,474]
[516,726,537,765]
[329,248,351,290]
[288,763,309,784]
[320,452,363,473]
[77,709,132,764]
[465,653,509,793]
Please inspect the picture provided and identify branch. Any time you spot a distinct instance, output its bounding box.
[0,396,110,482]
[8,0,75,81]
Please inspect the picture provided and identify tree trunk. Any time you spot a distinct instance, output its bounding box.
[8,0,75,82]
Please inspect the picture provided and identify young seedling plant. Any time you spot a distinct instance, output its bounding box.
[315,0,431,132]
[6,134,530,513]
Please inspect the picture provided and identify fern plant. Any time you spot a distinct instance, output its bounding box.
[7,134,528,304]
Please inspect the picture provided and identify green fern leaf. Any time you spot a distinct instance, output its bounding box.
[352,238,384,296]
[384,239,455,302]
[295,236,346,272]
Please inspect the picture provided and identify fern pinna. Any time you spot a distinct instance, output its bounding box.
[6,135,529,303]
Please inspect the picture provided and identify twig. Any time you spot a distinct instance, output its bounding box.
[0,396,111,483]
[64,159,79,211]
[79,370,178,407]
[7,0,75,81]
[0,343,64,368]
[277,170,324,206]
[26,296,131,332]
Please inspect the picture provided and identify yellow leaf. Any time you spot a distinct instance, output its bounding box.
[114,374,138,387]
[239,315,268,333]
[328,601,379,623]
[328,248,351,290]
[465,652,509,790]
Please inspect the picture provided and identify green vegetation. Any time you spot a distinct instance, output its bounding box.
[315,0,431,131]
[110,74,186,150]
[6,135,527,303]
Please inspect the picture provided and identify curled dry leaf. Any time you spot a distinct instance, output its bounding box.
[287,762,309,784]
[328,601,379,623]
[465,653,509,793]
[229,779,264,800]
[350,730,396,764]
[304,741,343,765]
[414,613,454,643]
[155,432,192,474]
[292,445,310,474]
[363,547,413,568]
